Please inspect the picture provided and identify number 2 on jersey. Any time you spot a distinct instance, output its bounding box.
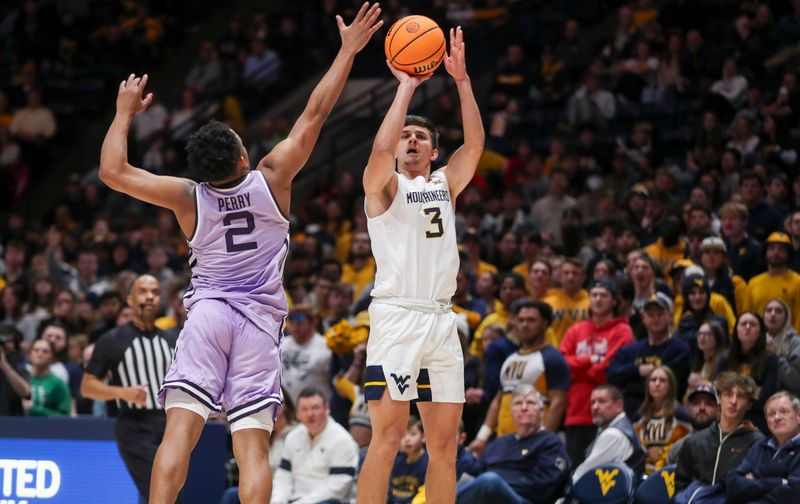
[223,211,258,252]
[423,207,444,238]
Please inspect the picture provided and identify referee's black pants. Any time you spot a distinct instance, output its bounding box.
[115,411,183,504]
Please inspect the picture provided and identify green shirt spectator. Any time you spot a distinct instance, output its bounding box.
[23,339,71,417]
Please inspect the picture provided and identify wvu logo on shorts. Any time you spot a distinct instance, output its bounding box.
[661,469,675,497]
[595,468,619,496]
[391,373,412,394]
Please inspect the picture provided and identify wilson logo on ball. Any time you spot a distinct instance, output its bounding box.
[413,55,444,74]
[405,22,420,33]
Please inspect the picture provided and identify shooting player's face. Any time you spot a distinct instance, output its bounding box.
[396,126,436,167]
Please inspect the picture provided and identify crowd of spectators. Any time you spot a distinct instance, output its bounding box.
[3,0,800,502]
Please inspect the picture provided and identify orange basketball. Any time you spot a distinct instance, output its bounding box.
[384,16,445,76]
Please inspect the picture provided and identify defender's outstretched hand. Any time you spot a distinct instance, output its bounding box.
[116,73,153,118]
[338,2,384,54]
[444,26,467,82]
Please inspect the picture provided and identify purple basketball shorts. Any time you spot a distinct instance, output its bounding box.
[158,298,283,424]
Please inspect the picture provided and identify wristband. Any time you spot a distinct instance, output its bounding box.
[476,424,492,442]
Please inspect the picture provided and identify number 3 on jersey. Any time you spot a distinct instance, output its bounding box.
[223,211,258,252]
[423,207,444,238]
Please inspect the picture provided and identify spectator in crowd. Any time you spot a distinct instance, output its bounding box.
[388,417,428,504]
[68,248,111,300]
[491,43,533,101]
[674,372,763,500]
[699,236,747,314]
[0,324,29,415]
[762,299,800,396]
[458,384,571,504]
[281,305,333,405]
[710,58,749,110]
[716,312,779,432]
[571,384,646,482]
[530,170,576,249]
[272,387,358,504]
[668,384,720,463]
[607,292,691,419]
[560,279,633,464]
[634,365,692,475]
[471,300,569,451]
[1,239,28,289]
[341,231,375,302]
[24,339,70,416]
[628,252,672,314]
[332,340,371,451]
[185,40,225,99]
[323,282,355,332]
[242,37,282,91]
[687,321,727,393]
[685,384,720,431]
[566,73,616,128]
[727,391,800,503]
[745,233,800,332]
[675,274,731,346]
[544,258,589,346]
[739,172,783,242]
[35,321,70,385]
[720,202,765,281]
[8,88,56,170]
[89,291,124,342]
[471,272,525,355]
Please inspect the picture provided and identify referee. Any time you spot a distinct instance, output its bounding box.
[81,274,179,502]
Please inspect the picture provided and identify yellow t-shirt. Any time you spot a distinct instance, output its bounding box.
[644,239,686,278]
[745,270,800,333]
[453,304,482,331]
[471,303,510,356]
[342,259,376,300]
[476,260,498,276]
[475,149,508,177]
[544,289,590,347]
[154,316,177,331]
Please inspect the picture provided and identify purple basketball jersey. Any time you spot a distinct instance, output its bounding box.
[184,170,289,342]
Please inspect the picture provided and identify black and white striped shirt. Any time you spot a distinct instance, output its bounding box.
[86,322,177,414]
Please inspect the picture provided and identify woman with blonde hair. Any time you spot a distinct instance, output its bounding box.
[634,365,692,475]
[762,298,800,396]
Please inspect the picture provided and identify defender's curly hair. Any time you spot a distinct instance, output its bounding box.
[185,120,240,182]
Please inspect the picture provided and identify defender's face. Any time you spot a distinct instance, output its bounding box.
[396,126,437,167]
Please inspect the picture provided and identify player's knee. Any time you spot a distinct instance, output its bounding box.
[371,427,404,453]
[165,389,212,422]
[237,478,268,504]
[425,433,458,459]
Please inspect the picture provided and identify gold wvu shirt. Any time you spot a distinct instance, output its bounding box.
[544,288,590,347]
[744,269,800,333]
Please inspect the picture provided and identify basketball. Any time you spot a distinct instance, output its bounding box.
[384,15,446,75]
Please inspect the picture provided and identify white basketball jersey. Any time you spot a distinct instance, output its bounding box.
[367,170,458,301]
